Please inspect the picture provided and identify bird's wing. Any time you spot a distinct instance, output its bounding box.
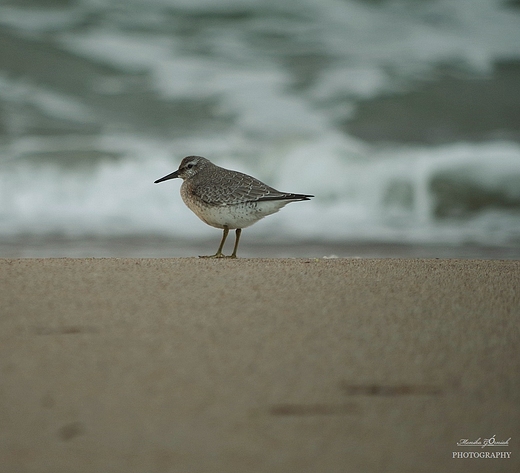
[192,172,303,206]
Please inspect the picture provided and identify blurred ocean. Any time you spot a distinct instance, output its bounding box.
[0,0,519,257]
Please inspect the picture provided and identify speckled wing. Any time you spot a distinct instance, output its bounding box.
[192,169,312,206]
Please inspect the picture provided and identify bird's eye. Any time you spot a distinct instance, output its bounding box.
[187,164,194,169]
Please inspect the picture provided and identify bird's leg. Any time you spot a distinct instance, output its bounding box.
[229,228,242,258]
[200,226,229,258]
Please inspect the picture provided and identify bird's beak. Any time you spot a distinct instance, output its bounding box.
[154,170,179,183]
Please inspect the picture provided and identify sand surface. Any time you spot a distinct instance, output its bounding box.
[1,258,518,472]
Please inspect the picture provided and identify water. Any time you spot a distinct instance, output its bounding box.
[1,0,520,257]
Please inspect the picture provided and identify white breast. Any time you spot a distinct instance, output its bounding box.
[184,198,291,229]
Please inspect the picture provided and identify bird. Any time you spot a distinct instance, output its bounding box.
[154,156,313,258]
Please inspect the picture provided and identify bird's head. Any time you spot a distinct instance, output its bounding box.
[154,155,209,183]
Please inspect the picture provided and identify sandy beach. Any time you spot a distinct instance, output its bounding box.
[1,258,518,472]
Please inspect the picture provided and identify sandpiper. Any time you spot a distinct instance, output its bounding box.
[154,156,313,258]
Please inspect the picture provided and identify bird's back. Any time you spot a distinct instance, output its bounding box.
[186,164,309,207]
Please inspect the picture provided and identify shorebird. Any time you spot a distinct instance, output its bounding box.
[154,156,313,258]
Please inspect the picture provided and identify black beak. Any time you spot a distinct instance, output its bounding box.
[154,170,179,183]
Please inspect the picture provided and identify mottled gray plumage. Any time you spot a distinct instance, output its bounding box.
[154,155,313,258]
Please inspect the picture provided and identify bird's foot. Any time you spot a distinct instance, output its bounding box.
[199,253,236,259]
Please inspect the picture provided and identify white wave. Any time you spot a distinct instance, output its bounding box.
[53,0,520,101]
[1,134,519,246]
